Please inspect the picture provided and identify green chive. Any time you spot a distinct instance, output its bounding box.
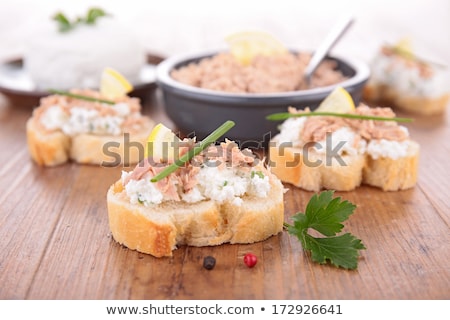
[150,121,235,183]
[48,89,115,105]
[251,170,265,179]
[266,112,413,122]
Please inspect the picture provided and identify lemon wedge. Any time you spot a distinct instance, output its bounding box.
[145,123,181,162]
[100,67,133,99]
[225,31,288,65]
[393,37,414,60]
[315,86,355,113]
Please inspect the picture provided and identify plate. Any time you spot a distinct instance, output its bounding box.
[0,54,165,104]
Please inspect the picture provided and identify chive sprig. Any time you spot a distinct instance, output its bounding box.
[48,89,115,105]
[266,112,413,122]
[150,120,235,183]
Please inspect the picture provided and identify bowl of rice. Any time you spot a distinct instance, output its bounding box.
[156,48,370,146]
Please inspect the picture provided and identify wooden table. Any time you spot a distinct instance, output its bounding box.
[0,89,449,300]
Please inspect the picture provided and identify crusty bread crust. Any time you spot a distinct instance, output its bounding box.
[269,138,419,192]
[26,118,71,166]
[363,83,449,115]
[362,141,419,191]
[26,116,154,166]
[107,174,285,257]
[269,142,364,192]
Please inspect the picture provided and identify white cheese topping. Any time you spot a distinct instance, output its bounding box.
[314,127,366,156]
[366,139,414,160]
[122,166,271,207]
[111,103,131,117]
[276,117,307,147]
[40,105,69,130]
[125,178,164,206]
[370,54,448,97]
[181,187,205,203]
[249,172,271,198]
[41,104,132,136]
[194,166,248,206]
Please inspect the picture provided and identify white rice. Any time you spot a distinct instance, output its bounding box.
[24,17,146,90]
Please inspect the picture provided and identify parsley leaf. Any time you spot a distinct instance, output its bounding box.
[85,8,107,24]
[52,7,108,33]
[53,12,72,32]
[285,190,365,269]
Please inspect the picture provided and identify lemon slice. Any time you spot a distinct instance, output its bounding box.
[315,86,355,113]
[100,67,133,99]
[225,31,288,65]
[145,123,181,162]
[393,37,414,60]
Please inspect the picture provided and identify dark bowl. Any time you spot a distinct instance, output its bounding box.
[156,50,370,147]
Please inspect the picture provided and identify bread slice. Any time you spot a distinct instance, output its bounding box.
[363,84,449,115]
[362,141,419,191]
[269,136,419,192]
[363,43,449,115]
[107,173,285,257]
[26,118,71,166]
[269,139,364,191]
[269,100,421,192]
[27,115,154,166]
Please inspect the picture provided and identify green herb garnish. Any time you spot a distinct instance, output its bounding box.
[266,112,413,122]
[251,170,265,179]
[53,7,108,33]
[85,8,107,24]
[48,89,115,105]
[53,12,72,32]
[150,121,236,183]
[284,190,365,270]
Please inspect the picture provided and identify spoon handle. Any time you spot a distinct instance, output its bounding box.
[304,15,354,82]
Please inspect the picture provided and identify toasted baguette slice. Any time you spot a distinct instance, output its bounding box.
[107,174,285,257]
[269,139,364,192]
[363,84,449,115]
[26,118,71,166]
[270,137,419,192]
[362,141,420,191]
[27,116,154,166]
[363,43,449,115]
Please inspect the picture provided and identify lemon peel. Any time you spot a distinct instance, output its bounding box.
[315,86,355,113]
[145,123,181,162]
[100,67,133,99]
[225,31,287,65]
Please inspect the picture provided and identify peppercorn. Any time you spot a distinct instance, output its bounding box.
[203,256,216,270]
[244,253,257,268]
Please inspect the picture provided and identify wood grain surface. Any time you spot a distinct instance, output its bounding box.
[0,91,449,300]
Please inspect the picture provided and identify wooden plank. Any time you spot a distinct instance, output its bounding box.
[0,162,79,298]
[398,110,450,224]
[25,166,121,299]
[1,94,449,300]
[0,105,30,165]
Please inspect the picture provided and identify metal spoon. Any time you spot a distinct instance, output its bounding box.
[304,15,354,87]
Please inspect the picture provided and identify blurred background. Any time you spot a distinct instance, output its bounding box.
[0,0,449,64]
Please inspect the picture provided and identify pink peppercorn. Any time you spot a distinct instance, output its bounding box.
[243,253,257,268]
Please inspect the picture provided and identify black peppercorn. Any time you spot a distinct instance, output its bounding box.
[203,256,216,270]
